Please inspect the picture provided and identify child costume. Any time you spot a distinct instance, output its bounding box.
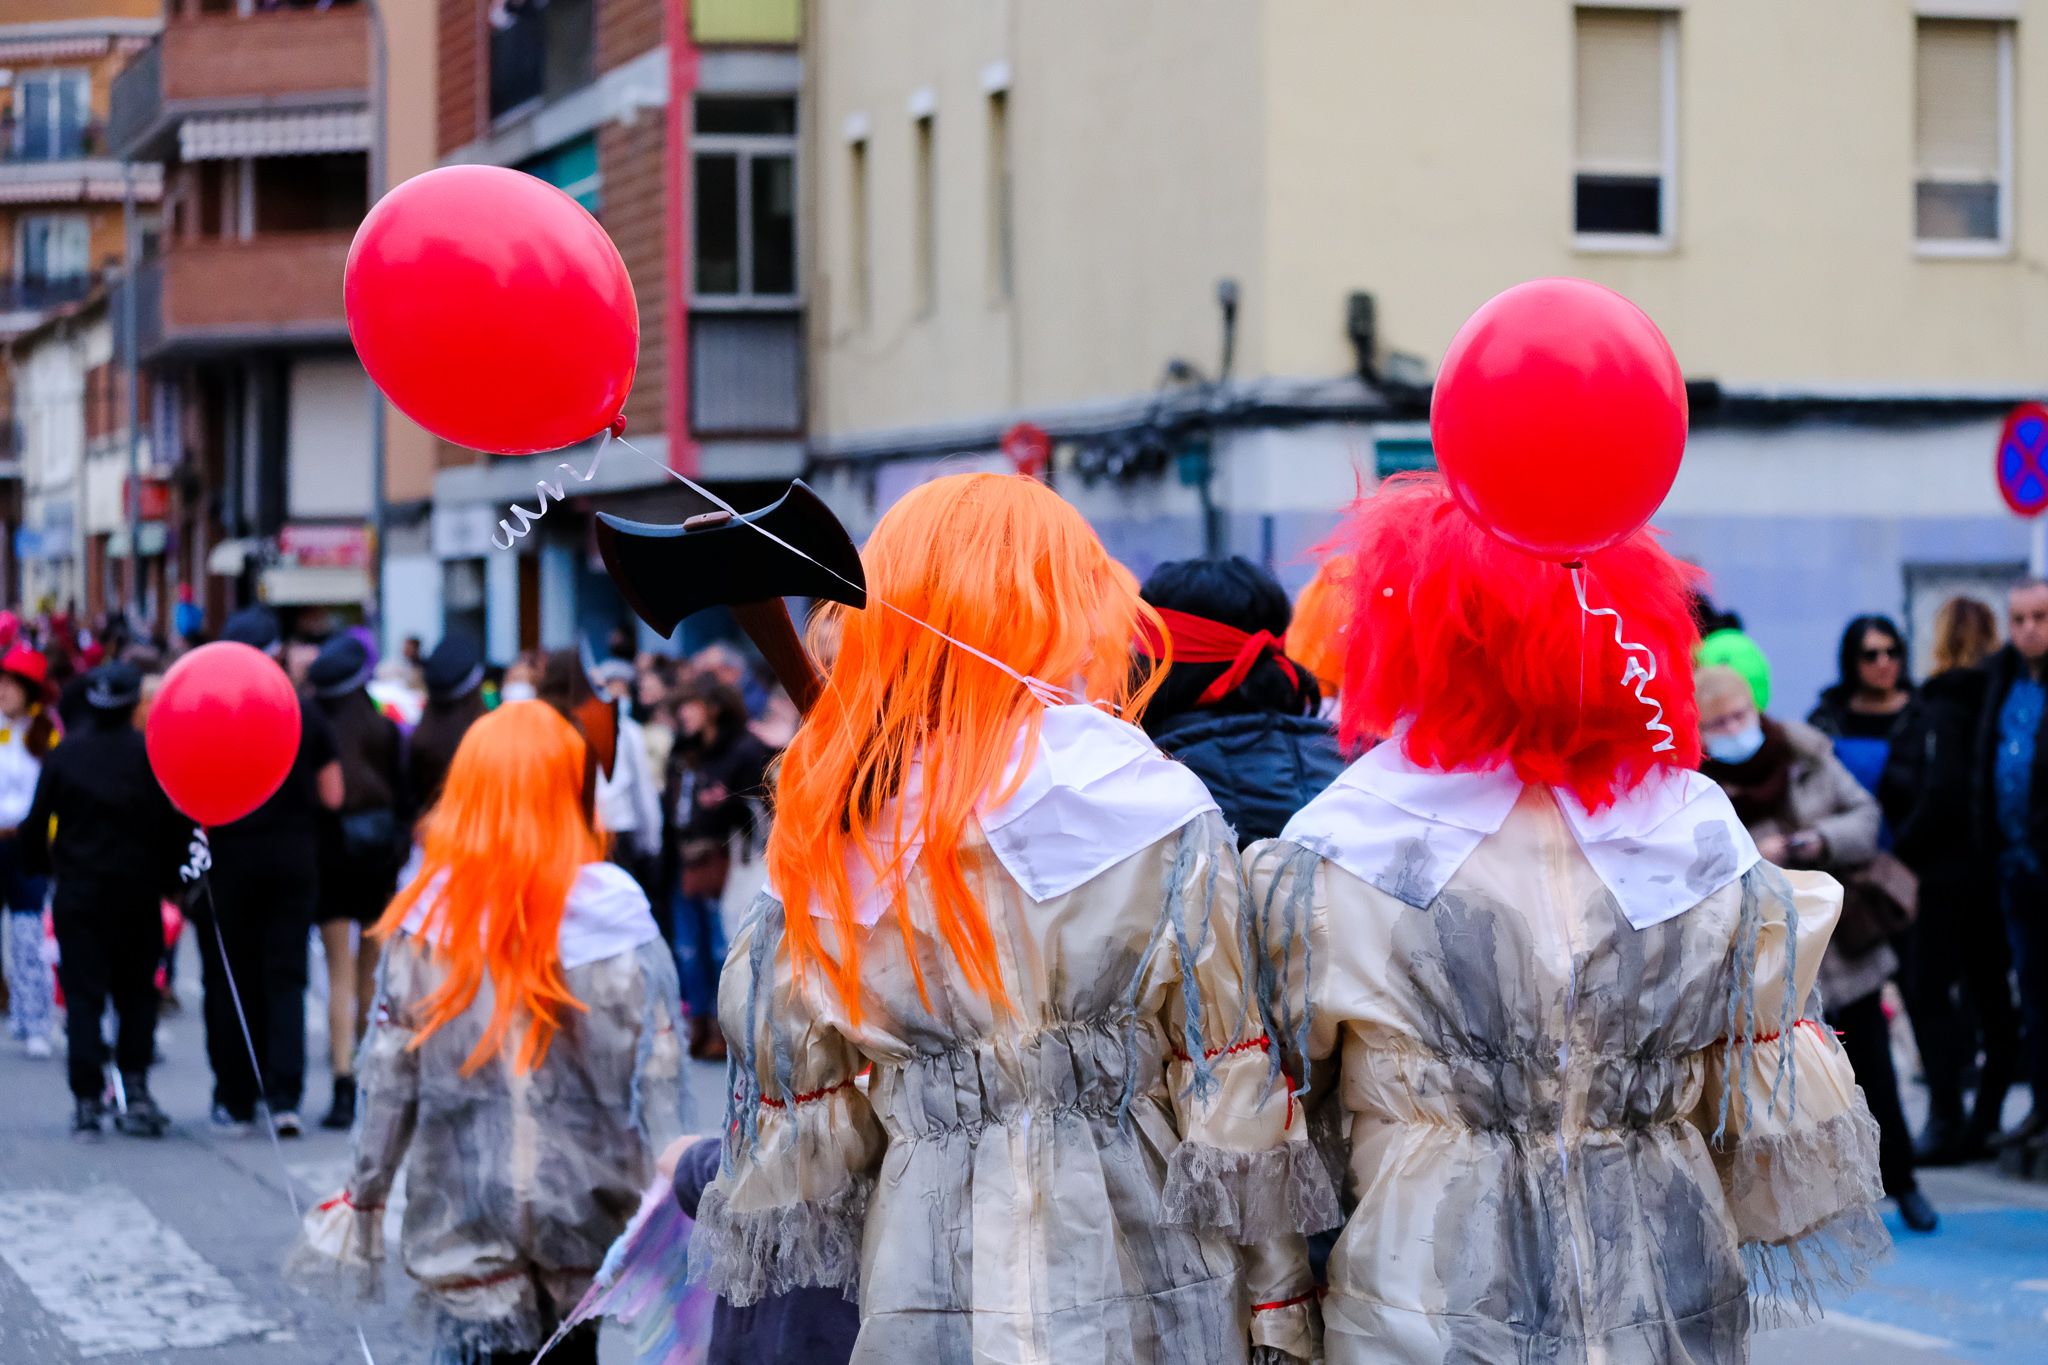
[1250,476,1888,1364]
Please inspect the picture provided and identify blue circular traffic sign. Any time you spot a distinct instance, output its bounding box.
[1998,402,2048,517]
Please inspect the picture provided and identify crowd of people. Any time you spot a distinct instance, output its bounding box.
[1,487,2046,1363]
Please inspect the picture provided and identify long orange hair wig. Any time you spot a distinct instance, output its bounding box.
[1331,474,1702,810]
[375,700,607,1073]
[768,473,1165,1021]
[1285,554,1354,696]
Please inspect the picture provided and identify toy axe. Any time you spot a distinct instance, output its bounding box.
[595,480,866,712]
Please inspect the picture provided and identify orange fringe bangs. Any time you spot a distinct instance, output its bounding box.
[375,700,607,1073]
[768,472,1166,1022]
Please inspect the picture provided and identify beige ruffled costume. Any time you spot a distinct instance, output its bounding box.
[691,706,1337,1364]
[1249,746,1889,1364]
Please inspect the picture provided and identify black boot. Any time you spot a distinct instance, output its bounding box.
[320,1075,357,1131]
[71,1097,102,1139]
[114,1074,168,1138]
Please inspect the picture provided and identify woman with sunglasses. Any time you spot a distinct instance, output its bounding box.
[1809,615,1918,822]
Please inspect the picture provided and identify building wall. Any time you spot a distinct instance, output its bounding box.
[1261,0,2048,389]
[805,0,1266,442]
[0,0,156,26]
[437,0,484,159]
[384,0,442,507]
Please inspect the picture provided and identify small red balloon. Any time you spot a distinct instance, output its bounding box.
[346,165,639,456]
[147,643,302,827]
[1430,278,1687,561]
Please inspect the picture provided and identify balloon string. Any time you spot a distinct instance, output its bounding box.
[611,436,1090,712]
[1569,565,1677,754]
[491,432,614,551]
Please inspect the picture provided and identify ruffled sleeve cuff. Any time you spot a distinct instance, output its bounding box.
[688,1083,882,1307]
[282,1192,385,1302]
[1710,1021,1891,1319]
[1163,1042,1341,1240]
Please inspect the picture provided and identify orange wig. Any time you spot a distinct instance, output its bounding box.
[1285,554,1354,696]
[768,473,1165,1020]
[1332,474,1702,810]
[376,700,607,1073]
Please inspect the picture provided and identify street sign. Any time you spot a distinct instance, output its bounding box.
[1996,401,2048,517]
[1002,422,1051,480]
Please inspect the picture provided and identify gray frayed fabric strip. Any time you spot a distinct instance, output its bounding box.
[686,1176,872,1307]
[1160,1137,1343,1243]
[1742,1200,1892,1328]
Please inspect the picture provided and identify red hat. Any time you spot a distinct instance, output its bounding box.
[0,645,47,689]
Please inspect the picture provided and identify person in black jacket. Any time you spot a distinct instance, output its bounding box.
[1135,556,1344,848]
[20,663,193,1137]
[205,606,343,1139]
[407,634,487,816]
[308,633,409,1132]
[1976,579,2048,1160]
[1886,597,2018,1164]
[661,680,770,1060]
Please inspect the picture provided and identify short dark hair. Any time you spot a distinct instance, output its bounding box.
[1138,555,1320,730]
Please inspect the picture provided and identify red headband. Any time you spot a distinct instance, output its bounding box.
[1136,607,1300,706]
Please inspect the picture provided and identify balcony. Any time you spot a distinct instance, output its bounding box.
[0,127,162,206]
[111,5,370,161]
[0,275,98,342]
[114,232,351,360]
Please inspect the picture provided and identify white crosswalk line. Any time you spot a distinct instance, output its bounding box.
[0,1185,290,1357]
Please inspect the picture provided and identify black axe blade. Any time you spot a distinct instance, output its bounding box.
[594,480,868,638]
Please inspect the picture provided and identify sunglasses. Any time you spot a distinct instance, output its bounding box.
[1861,645,1900,662]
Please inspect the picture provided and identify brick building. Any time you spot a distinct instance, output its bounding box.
[423,0,803,663]
[0,1,161,611]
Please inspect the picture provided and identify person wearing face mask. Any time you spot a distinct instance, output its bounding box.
[1697,664,1937,1232]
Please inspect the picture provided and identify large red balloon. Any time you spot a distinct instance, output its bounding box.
[1430,278,1687,561]
[346,165,638,455]
[147,643,301,827]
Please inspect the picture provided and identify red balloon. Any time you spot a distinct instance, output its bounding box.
[346,165,638,455]
[1430,277,1687,561]
[147,643,302,827]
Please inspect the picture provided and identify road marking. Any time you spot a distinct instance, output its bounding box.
[1825,1313,1960,1352]
[0,1185,288,1357]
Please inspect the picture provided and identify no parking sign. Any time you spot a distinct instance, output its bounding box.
[1997,401,2048,517]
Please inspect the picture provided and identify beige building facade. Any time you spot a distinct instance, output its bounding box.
[804,0,2048,715]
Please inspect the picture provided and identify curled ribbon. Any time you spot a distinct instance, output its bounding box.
[1570,566,1677,754]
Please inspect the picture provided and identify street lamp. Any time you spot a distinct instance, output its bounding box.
[366,0,388,649]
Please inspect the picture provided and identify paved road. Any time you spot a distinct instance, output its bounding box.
[1,932,2044,1363]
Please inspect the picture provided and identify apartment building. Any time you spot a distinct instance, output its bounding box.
[426,0,803,663]
[805,0,2048,711]
[0,1,160,610]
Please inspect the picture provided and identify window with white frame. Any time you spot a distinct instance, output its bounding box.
[693,97,798,304]
[1573,8,1676,243]
[17,214,89,285]
[1915,18,2012,249]
[14,69,90,161]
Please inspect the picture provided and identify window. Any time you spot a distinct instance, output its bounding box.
[253,153,369,232]
[1915,19,2012,251]
[987,90,1013,302]
[488,0,595,122]
[17,214,89,287]
[519,134,600,213]
[693,98,798,303]
[14,69,89,162]
[848,137,870,326]
[1573,8,1675,245]
[913,113,936,315]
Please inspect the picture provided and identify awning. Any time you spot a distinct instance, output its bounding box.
[260,564,370,607]
[207,538,259,576]
[180,109,371,162]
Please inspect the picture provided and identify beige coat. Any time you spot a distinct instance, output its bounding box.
[1726,719,1891,1007]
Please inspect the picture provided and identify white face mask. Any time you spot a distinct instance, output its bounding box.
[501,681,538,703]
[1705,723,1765,765]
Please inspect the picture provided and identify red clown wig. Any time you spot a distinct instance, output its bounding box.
[1332,474,1701,810]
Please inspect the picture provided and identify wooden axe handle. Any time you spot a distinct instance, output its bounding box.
[732,600,823,713]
